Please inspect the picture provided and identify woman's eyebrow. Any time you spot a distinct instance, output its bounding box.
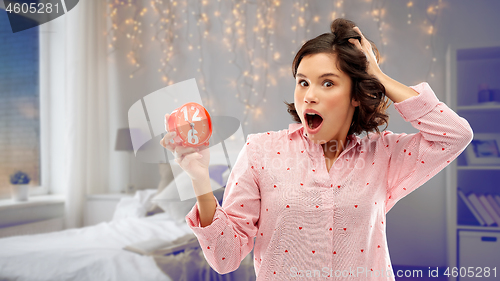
[296,73,340,79]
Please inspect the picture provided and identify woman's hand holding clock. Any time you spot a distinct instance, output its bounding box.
[161,105,217,226]
[160,113,211,195]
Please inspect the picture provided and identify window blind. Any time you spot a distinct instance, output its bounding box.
[0,10,40,199]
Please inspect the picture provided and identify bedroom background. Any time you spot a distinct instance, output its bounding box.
[0,0,499,275]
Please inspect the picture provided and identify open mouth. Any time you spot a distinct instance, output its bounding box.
[305,112,323,130]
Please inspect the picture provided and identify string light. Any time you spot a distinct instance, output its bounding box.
[370,0,388,55]
[407,1,413,24]
[106,0,444,128]
[107,1,145,79]
[424,0,443,80]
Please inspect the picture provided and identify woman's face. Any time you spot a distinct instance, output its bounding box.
[294,52,359,145]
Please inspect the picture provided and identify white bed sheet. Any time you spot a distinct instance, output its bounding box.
[0,213,192,281]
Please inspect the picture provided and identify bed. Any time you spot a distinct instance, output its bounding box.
[0,167,256,281]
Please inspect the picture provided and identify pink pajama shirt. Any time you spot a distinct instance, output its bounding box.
[185,82,473,280]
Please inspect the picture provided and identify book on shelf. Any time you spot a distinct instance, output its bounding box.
[467,192,497,226]
[478,195,500,225]
[457,188,486,226]
[123,233,199,256]
[488,194,500,217]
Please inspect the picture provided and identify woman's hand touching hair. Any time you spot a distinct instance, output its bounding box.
[348,26,383,78]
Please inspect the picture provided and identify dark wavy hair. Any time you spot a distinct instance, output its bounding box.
[285,18,391,136]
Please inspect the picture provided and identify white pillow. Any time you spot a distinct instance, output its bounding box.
[112,189,158,221]
[152,171,224,224]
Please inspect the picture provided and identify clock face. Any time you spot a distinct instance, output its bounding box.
[173,102,212,147]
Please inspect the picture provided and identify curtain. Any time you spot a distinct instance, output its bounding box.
[62,0,109,229]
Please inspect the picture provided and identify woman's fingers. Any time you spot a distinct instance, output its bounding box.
[352,26,368,47]
[161,113,174,149]
[353,26,363,37]
[159,124,199,160]
[161,112,206,172]
[350,26,379,72]
[352,27,373,53]
[160,131,177,151]
[352,27,363,43]
[174,145,198,159]
[175,152,203,168]
[349,37,369,62]
[348,38,362,51]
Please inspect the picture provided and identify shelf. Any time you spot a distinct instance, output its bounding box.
[457,166,500,170]
[457,104,500,111]
[457,225,500,232]
[447,43,500,278]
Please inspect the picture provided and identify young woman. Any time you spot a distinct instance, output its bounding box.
[160,18,473,280]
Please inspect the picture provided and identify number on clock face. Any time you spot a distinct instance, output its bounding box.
[168,102,211,147]
[179,105,207,145]
[187,128,199,144]
[181,106,201,122]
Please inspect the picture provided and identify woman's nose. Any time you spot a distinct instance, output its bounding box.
[304,88,318,103]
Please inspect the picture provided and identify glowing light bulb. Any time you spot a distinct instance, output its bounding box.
[428,25,434,34]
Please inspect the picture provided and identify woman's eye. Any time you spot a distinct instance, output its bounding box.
[297,80,333,87]
[323,81,334,87]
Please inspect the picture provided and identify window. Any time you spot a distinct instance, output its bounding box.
[0,9,41,199]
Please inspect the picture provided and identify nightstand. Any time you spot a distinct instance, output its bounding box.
[84,193,133,227]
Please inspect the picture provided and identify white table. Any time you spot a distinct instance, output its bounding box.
[84,193,133,226]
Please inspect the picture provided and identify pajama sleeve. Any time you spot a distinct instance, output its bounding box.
[381,82,474,213]
[185,134,261,274]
